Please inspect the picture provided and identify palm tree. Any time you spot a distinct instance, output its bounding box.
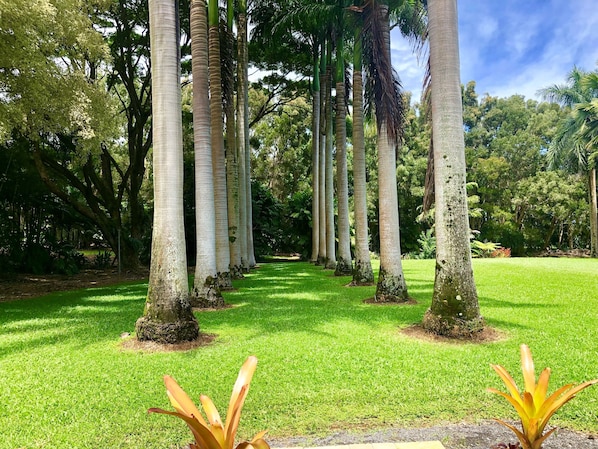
[224,0,243,279]
[136,0,199,343]
[318,41,328,265]
[324,39,337,270]
[208,0,233,288]
[540,67,598,257]
[237,0,250,271]
[311,51,321,263]
[190,0,224,308]
[350,10,374,285]
[334,1,353,276]
[421,0,483,337]
[250,1,335,266]
[362,0,409,301]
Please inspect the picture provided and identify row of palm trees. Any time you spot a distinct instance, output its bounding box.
[255,0,483,335]
[136,0,257,342]
[136,0,485,343]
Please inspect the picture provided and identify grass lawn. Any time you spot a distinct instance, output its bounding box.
[1,258,597,449]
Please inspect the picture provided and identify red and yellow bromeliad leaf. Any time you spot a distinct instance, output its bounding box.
[148,407,220,449]
[490,344,598,449]
[164,375,207,426]
[199,394,226,449]
[491,364,524,403]
[533,368,551,406]
[225,384,251,449]
[151,357,268,449]
[520,345,537,394]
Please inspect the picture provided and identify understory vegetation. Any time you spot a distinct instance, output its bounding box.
[1,258,597,449]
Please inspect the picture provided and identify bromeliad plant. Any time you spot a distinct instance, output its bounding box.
[488,344,598,449]
[149,356,270,449]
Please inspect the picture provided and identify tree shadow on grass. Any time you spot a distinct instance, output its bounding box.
[480,295,559,309]
[0,282,148,357]
[200,262,431,339]
[0,261,546,357]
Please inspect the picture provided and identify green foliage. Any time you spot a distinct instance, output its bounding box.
[463,82,589,254]
[0,0,114,149]
[0,137,91,274]
[540,66,598,173]
[1,259,598,448]
[407,229,436,259]
[250,94,312,203]
[470,240,500,258]
[251,181,284,259]
[512,171,588,251]
[250,182,313,259]
[11,240,86,275]
[93,251,113,269]
[283,189,313,259]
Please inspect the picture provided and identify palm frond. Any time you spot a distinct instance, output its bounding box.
[390,0,427,57]
[542,66,598,173]
[362,0,405,144]
[538,66,591,106]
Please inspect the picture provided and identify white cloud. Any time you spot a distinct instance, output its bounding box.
[474,16,498,41]
[391,0,598,102]
[390,28,426,102]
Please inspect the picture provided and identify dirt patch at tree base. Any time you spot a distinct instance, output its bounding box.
[119,332,217,352]
[363,297,418,305]
[0,268,149,303]
[401,324,506,344]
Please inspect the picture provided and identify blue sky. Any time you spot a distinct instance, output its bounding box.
[391,0,598,103]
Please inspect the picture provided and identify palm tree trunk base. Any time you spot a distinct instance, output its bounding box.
[217,271,234,290]
[324,258,337,270]
[350,259,374,286]
[135,316,199,344]
[315,256,326,266]
[334,257,353,276]
[421,309,485,338]
[230,264,245,280]
[375,267,409,302]
[191,277,225,308]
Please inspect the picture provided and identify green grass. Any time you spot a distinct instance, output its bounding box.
[1,258,597,448]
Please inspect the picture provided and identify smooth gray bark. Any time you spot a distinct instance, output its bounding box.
[422,0,483,337]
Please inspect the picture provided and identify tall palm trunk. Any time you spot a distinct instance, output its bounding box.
[373,2,408,302]
[136,0,198,343]
[190,0,224,308]
[324,46,337,270]
[590,167,598,257]
[237,0,249,271]
[245,126,256,268]
[422,0,483,337]
[311,53,321,263]
[317,44,328,266]
[208,0,232,289]
[351,24,374,285]
[375,121,408,301]
[240,0,255,269]
[225,0,243,279]
[335,30,353,276]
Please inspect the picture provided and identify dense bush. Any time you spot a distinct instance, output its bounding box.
[251,182,313,260]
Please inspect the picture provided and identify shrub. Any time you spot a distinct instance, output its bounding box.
[488,344,598,449]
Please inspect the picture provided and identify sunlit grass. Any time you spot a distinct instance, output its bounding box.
[1,258,597,448]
